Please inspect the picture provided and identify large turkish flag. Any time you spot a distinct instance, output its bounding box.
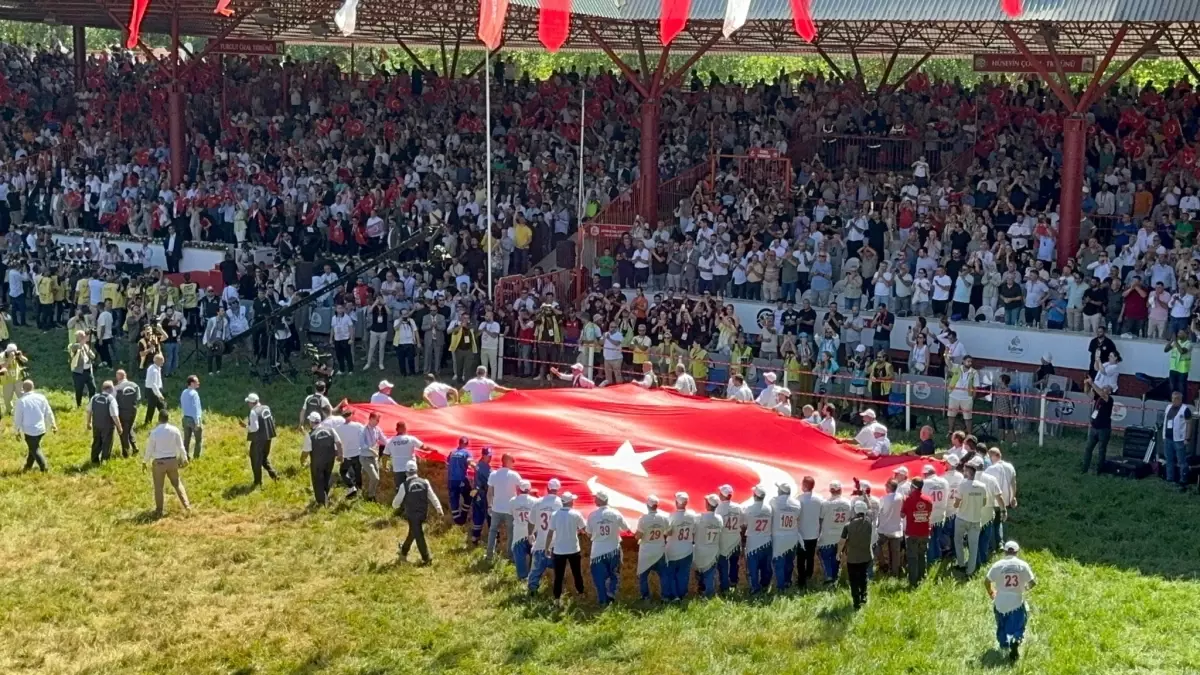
[347,385,936,527]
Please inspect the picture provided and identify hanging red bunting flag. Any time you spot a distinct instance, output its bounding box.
[660,0,692,46]
[788,0,816,42]
[214,0,233,17]
[126,0,153,48]
[478,0,510,50]
[1001,0,1024,17]
[538,0,571,52]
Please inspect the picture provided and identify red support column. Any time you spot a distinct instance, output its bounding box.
[638,98,661,222]
[1058,116,1086,269]
[72,25,86,86]
[168,7,186,187]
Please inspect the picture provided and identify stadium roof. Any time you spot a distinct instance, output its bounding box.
[2,0,1198,56]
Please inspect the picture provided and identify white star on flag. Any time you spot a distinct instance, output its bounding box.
[587,440,668,478]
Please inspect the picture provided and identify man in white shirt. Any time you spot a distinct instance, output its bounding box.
[509,480,537,580]
[422,374,458,408]
[635,494,671,600]
[974,456,1006,568]
[694,494,725,598]
[544,492,587,602]
[584,491,626,605]
[854,409,888,446]
[713,484,745,593]
[477,310,503,381]
[329,303,356,374]
[602,323,625,385]
[486,453,523,561]
[672,362,697,395]
[528,478,563,595]
[756,372,787,410]
[796,476,825,588]
[143,353,166,428]
[770,484,802,591]
[371,380,399,405]
[142,409,191,516]
[742,486,773,593]
[921,465,951,564]
[953,462,991,575]
[549,363,597,388]
[817,481,853,584]
[664,492,698,600]
[13,379,56,472]
[462,365,513,404]
[876,480,905,576]
[727,374,754,402]
[985,541,1037,661]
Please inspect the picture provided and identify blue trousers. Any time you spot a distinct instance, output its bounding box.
[469,492,489,542]
[448,478,469,525]
[665,555,693,600]
[716,548,741,592]
[1165,438,1190,484]
[928,521,947,564]
[994,605,1028,648]
[818,544,840,582]
[697,564,718,598]
[638,557,667,599]
[773,547,797,591]
[528,550,551,593]
[976,521,995,570]
[512,539,532,580]
[590,552,620,605]
[746,546,773,593]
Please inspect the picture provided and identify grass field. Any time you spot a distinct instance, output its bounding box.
[1,326,1198,674]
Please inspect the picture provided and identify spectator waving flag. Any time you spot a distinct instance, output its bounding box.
[660,0,692,46]
[723,0,751,38]
[788,0,816,42]
[538,0,572,52]
[334,0,360,37]
[478,0,511,50]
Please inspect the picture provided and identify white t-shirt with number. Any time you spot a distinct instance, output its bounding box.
[743,500,774,554]
[586,506,625,559]
[693,512,725,571]
[509,494,537,546]
[531,494,563,549]
[635,511,671,573]
[714,500,745,556]
[922,474,950,523]
[987,556,1036,614]
[665,510,698,561]
[817,497,853,547]
[771,495,802,552]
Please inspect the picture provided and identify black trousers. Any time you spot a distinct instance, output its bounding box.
[395,343,416,376]
[23,433,46,472]
[91,426,115,463]
[309,455,335,505]
[118,413,138,457]
[847,561,870,608]
[334,339,354,372]
[800,538,819,586]
[143,391,166,426]
[340,456,363,491]
[97,339,114,366]
[253,330,269,359]
[1082,427,1111,473]
[38,302,54,329]
[72,370,96,407]
[249,438,276,485]
[401,518,432,562]
[552,552,585,599]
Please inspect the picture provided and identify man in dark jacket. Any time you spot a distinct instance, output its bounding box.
[838,501,875,609]
[301,411,342,506]
[395,460,444,564]
[113,370,141,458]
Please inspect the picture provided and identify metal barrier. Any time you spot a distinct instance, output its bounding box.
[494,268,582,309]
[576,223,632,283]
[656,161,712,223]
[710,152,793,213]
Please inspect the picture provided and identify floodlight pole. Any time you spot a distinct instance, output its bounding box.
[1002,23,1162,269]
[168,4,185,187]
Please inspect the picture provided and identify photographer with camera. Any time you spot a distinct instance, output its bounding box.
[202,306,232,375]
[67,329,98,408]
[0,343,28,416]
[447,310,478,383]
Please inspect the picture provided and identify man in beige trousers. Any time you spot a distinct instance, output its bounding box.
[142,409,191,517]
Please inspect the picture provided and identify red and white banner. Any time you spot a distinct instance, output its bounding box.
[972,53,1095,74]
[208,38,283,56]
[347,385,935,526]
[478,0,510,51]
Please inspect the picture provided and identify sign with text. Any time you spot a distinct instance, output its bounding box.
[972,53,1095,74]
[208,39,282,56]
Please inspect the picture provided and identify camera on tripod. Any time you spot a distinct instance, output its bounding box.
[304,343,336,387]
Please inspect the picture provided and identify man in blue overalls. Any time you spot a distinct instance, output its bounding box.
[446,436,473,526]
[469,447,493,545]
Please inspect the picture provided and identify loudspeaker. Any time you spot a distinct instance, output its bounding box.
[1102,425,1157,479]
[295,261,314,291]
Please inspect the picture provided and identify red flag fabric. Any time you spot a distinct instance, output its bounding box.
[126,0,153,49]
[214,0,233,17]
[347,386,937,526]
[477,0,510,51]
[660,0,692,46]
[538,0,571,53]
[1001,0,1023,17]
[789,0,816,43]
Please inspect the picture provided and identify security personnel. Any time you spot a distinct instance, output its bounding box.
[396,460,444,564]
[715,484,745,593]
[113,369,142,458]
[301,411,343,506]
[469,448,493,545]
[243,393,278,486]
[85,380,122,464]
[446,437,473,525]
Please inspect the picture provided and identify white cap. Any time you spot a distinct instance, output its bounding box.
[547,478,562,491]
[894,466,909,477]
[379,380,393,390]
[777,482,792,494]
[764,372,777,383]
[860,409,877,419]
[718,484,733,498]
[704,494,719,507]
[752,485,767,498]
[571,363,584,371]
[1003,541,1020,554]
[855,344,867,353]
[307,412,322,424]
[561,492,577,504]
[1042,352,1053,362]
[405,460,418,473]
[4,343,16,353]
[829,480,843,491]
[968,457,986,469]
[594,490,610,504]
[518,479,531,492]
[245,393,260,403]
[922,464,936,476]
[852,501,868,515]
[674,491,689,504]
[645,494,660,507]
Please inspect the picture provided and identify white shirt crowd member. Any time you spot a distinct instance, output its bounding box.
[922,467,951,524]
[463,375,500,404]
[673,370,697,395]
[743,489,773,559]
[727,379,754,402]
[422,380,455,408]
[817,486,853,549]
[770,488,802,557]
[984,452,1018,506]
[547,501,587,555]
[876,489,905,539]
[331,312,356,341]
[510,484,537,546]
[487,463,523,518]
[635,501,671,575]
[665,497,698,562]
[385,433,422,471]
[586,500,626,560]
[531,489,563,552]
[693,499,725,573]
[797,486,825,544]
[986,549,1037,614]
[714,487,745,560]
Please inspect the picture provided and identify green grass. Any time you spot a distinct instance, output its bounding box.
[1,326,1199,674]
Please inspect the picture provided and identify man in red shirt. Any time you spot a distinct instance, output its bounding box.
[901,478,935,588]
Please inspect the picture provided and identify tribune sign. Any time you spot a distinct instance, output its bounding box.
[208,39,283,56]
[973,53,1095,74]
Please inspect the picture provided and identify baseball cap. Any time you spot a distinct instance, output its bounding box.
[571,363,584,371]
[518,479,531,491]
[645,494,659,507]
[1042,352,1053,362]
[894,466,909,477]
[561,492,577,505]
[405,460,418,473]
[922,464,936,476]
[777,482,792,494]
[752,485,767,498]
[764,372,777,383]
[378,380,393,390]
[594,490,610,505]
[829,480,843,491]
[674,491,689,504]
[547,478,562,491]
[1003,541,1020,554]
[852,501,868,515]
[705,494,719,508]
[718,484,733,498]
[860,409,877,419]
[307,412,321,424]
[859,480,872,491]
[245,393,260,403]
[855,344,867,353]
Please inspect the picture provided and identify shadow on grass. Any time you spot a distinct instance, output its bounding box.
[978,648,1014,669]
[64,461,100,475]
[816,603,855,623]
[122,509,163,525]
[222,483,258,500]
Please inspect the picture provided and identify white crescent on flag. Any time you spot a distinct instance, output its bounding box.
[723,0,752,38]
[334,0,359,37]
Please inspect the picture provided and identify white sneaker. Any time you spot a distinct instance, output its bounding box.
[362,365,370,372]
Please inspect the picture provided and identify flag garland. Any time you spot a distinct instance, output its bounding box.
[538,0,571,52]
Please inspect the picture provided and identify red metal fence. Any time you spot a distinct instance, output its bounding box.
[494,268,583,309]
